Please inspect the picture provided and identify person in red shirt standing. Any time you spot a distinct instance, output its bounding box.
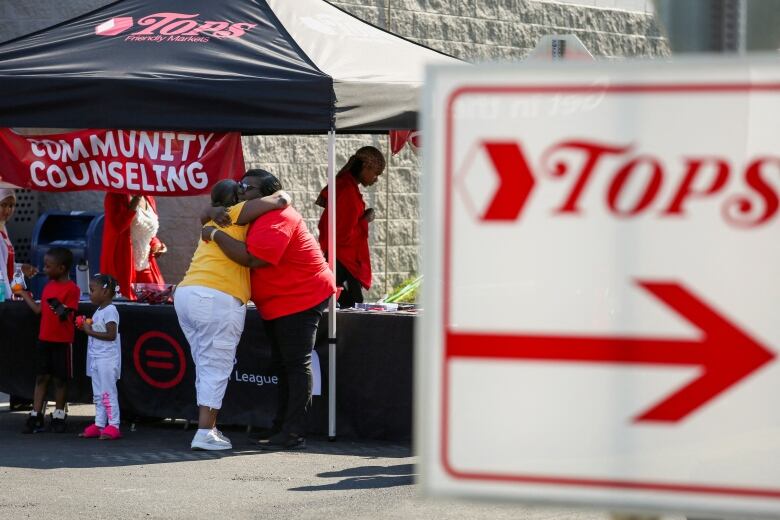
[316,146,385,308]
[203,169,335,450]
[101,193,166,300]
[15,247,80,434]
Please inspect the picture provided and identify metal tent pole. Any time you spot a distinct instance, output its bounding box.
[327,129,337,440]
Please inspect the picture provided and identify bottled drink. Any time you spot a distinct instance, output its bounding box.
[0,269,6,303]
[12,265,25,300]
[12,265,25,290]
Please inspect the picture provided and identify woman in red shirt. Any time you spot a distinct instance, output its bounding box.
[204,169,335,450]
[100,193,166,300]
[316,146,385,308]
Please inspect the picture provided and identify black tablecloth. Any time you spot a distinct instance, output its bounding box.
[0,301,414,440]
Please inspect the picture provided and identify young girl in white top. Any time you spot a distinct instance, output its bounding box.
[80,273,122,440]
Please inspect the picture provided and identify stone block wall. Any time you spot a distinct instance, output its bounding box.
[32,0,669,301]
[330,0,668,60]
[236,0,670,300]
[240,134,413,298]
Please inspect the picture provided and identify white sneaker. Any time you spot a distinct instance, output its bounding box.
[191,429,232,451]
[213,429,231,444]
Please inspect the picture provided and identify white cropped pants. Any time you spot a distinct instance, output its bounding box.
[88,356,120,428]
[174,285,246,410]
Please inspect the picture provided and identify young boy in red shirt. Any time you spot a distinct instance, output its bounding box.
[16,247,80,433]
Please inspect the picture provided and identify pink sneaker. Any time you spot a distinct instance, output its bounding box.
[79,424,102,438]
[99,424,121,440]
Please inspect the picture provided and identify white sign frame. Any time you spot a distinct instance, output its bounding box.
[417,56,780,518]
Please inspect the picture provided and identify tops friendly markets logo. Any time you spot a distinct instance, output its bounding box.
[95,13,257,42]
[455,138,780,228]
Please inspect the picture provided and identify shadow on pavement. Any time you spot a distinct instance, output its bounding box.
[318,463,415,478]
[289,463,416,491]
[0,409,411,470]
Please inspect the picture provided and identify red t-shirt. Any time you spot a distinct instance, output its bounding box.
[39,280,80,343]
[247,206,335,320]
[317,172,372,289]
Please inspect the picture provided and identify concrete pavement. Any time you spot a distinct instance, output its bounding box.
[0,395,685,520]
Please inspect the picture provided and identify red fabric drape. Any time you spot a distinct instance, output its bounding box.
[100,194,164,300]
[389,129,420,155]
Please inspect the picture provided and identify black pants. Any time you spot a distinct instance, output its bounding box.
[335,261,364,309]
[264,298,328,436]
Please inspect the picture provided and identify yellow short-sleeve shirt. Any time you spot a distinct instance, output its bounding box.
[178,201,250,303]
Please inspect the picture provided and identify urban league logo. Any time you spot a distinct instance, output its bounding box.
[95,13,257,42]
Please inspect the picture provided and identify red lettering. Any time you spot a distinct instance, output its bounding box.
[127,13,255,39]
[480,137,779,228]
[722,157,780,228]
[134,13,198,35]
[182,21,229,37]
[541,140,631,214]
[663,158,730,215]
[607,157,663,216]
[159,20,200,36]
[223,23,257,38]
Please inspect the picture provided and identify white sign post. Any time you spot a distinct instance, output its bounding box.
[418,57,780,518]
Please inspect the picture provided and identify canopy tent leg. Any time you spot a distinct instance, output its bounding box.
[327,129,337,441]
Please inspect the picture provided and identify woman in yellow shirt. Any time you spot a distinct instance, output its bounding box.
[175,179,288,451]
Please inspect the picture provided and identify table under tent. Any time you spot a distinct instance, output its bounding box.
[0,0,460,438]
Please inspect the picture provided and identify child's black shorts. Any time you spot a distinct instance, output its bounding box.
[36,340,73,380]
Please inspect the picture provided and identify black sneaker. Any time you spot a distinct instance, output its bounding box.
[258,431,306,451]
[50,414,68,433]
[252,426,282,441]
[22,413,44,434]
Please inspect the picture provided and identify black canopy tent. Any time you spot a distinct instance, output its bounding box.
[0,0,458,133]
[0,0,459,437]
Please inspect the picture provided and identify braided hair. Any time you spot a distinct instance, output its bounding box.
[341,146,386,178]
[92,273,119,297]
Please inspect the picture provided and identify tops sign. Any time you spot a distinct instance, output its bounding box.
[420,59,780,518]
[95,13,257,42]
[459,138,780,228]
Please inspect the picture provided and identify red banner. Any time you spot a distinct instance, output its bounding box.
[389,129,420,155]
[0,128,245,195]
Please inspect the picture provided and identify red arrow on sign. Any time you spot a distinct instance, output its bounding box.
[480,141,536,221]
[446,281,775,423]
